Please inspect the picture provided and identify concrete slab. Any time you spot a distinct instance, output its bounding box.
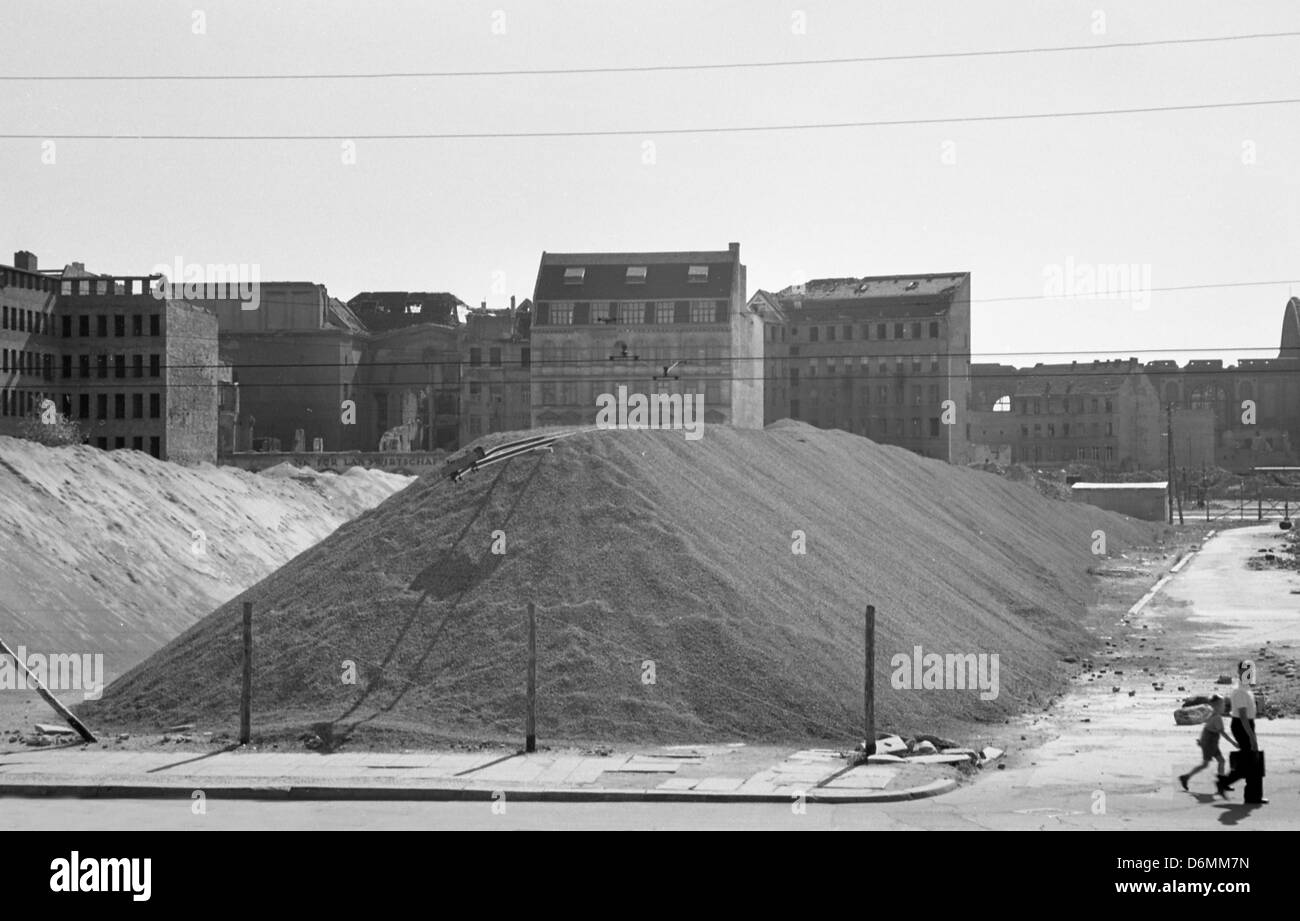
[824,766,898,790]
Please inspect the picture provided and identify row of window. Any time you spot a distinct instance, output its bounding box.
[0,389,163,421]
[790,355,945,376]
[788,405,945,439]
[795,320,943,343]
[0,305,52,335]
[562,265,712,285]
[1,306,163,338]
[0,270,59,293]
[1019,396,1115,415]
[1021,421,1114,438]
[537,380,728,405]
[790,381,943,406]
[1,349,54,378]
[1017,445,1116,464]
[531,344,727,366]
[539,301,728,326]
[66,353,163,380]
[468,346,530,368]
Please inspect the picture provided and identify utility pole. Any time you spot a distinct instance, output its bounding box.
[1166,403,1175,524]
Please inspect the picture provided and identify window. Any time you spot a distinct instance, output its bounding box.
[789,368,799,384]
[114,394,125,419]
[911,357,922,374]
[61,355,71,379]
[1048,423,1056,438]
[469,347,482,367]
[895,322,905,339]
[78,394,89,419]
[96,355,108,378]
[687,265,708,283]
[132,393,143,418]
[550,303,574,325]
[929,417,940,437]
[149,314,160,337]
[133,354,143,378]
[808,326,820,342]
[689,302,714,323]
[96,394,108,419]
[1105,422,1113,436]
[625,266,647,284]
[911,385,922,405]
[877,323,887,339]
[114,354,125,378]
[132,314,143,337]
[1,305,6,329]
[79,315,89,337]
[828,326,836,341]
[469,381,481,396]
[843,325,853,340]
[149,393,160,418]
[132,436,143,452]
[149,354,160,377]
[563,267,586,285]
[1063,423,1071,436]
[1090,398,1099,413]
[149,436,160,458]
[96,315,107,337]
[618,302,643,324]
[929,321,939,338]
[96,437,107,450]
[114,315,125,337]
[654,301,674,324]
[520,347,531,368]
[1104,399,1113,413]
[61,315,71,338]
[912,322,922,339]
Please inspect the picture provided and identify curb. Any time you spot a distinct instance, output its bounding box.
[0,777,959,804]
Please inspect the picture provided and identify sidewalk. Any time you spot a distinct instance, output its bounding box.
[0,742,964,803]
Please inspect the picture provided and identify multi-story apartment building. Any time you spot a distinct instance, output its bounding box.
[970,300,1300,470]
[529,244,756,429]
[768,273,972,462]
[1,251,219,463]
[460,300,532,443]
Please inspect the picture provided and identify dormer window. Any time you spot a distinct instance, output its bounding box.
[563,267,586,285]
[626,266,647,284]
[687,265,709,283]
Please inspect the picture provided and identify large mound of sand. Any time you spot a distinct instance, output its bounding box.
[0,437,413,680]
[81,423,1163,743]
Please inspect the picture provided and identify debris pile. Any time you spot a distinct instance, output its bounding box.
[83,423,1161,744]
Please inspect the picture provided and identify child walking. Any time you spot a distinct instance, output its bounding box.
[1179,696,1238,793]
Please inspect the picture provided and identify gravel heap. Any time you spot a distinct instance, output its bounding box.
[81,422,1161,744]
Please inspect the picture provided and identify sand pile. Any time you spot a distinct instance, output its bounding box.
[0,436,412,679]
[82,422,1164,744]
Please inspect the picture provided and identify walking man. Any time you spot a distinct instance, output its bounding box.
[1217,660,1267,804]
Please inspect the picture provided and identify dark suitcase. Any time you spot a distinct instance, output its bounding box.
[1230,749,1265,802]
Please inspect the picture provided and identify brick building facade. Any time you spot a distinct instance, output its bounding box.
[1,251,219,463]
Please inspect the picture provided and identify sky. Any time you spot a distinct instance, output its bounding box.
[3,0,1298,368]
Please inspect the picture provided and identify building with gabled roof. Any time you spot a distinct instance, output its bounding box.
[529,243,755,430]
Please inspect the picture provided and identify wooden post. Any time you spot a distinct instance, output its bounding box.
[1175,469,1184,525]
[240,601,252,745]
[0,636,96,744]
[864,605,875,754]
[525,602,537,753]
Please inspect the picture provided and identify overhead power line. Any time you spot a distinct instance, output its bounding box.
[4,97,1300,141]
[5,30,1299,81]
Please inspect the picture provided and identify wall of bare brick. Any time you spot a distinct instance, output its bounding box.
[164,300,220,464]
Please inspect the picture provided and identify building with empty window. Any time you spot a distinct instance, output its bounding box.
[529,244,755,429]
[460,299,532,443]
[0,251,219,463]
[767,273,972,462]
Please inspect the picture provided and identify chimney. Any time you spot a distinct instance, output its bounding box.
[13,251,36,272]
[510,295,516,311]
[728,242,740,257]
[481,300,487,310]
